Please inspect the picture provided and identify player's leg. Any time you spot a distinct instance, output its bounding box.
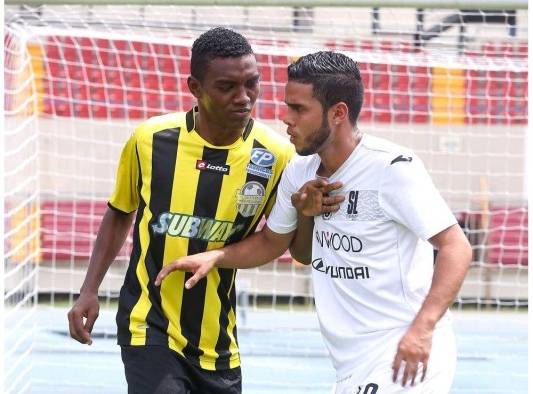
[335,325,456,394]
[418,324,457,394]
[121,345,195,394]
[191,364,242,394]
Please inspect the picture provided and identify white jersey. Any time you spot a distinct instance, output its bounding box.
[267,134,457,378]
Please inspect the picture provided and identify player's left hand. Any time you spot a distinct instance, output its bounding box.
[291,178,344,217]
[392,322,434,387]
[155,250,222,289]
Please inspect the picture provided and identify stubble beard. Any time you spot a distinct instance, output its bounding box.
[296,115,331,156]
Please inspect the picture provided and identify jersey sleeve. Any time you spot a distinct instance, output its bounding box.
[266,158,299,235]
[379,154,456,241]
[263,144,295,217]
[108,133,140,214]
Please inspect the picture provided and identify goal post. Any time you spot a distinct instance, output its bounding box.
[4,0,529,9]
[3,2,528,393]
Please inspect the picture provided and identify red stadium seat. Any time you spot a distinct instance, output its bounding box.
[53,99,72,117]
[158,58,176,73]
[273,83,285,101]
[162,76,178,91]
[258,103,276,120]
[143,74,160,91]
[74,102,89,118]
[40,200,132,261]
[359,40,374,51]
[260,83,274,101]
[487,207,528,265]
[91,103,108,118]
[163,93,180,111]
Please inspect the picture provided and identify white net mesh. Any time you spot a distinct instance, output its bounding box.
[3,4,528,393]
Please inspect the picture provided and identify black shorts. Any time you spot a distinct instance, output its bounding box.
[121,345,242,394]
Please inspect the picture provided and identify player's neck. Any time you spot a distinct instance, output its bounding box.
[194,113,244,146]
[317,127,362,177]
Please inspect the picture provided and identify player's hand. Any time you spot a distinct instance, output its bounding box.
[291,179,344,217]
[392,322,434,387]
[155,250,222,289]
[67,291,99,345]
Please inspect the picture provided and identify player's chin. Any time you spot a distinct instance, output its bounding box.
[295,144,314,156]
[226,115,251,130]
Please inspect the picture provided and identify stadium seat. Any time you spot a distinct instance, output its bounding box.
[258,102,276,120]
[260,83,274,101]
[40,200,132,261]
[488,207,528,265]
[162,76,178,91]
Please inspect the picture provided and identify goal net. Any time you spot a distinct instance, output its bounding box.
[3,3,528,393]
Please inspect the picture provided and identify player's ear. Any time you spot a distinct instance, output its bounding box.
[187,76,202,99]
[330,102,349,126]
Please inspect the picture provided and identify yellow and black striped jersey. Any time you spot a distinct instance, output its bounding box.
[109,107,294,370]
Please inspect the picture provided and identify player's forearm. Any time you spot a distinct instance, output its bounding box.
[289,213,314,264]
[214,228,293,269]
[413,227,472,329]
[80,208,135,294]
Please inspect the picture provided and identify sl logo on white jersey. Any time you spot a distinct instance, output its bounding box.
[236,181,265,217]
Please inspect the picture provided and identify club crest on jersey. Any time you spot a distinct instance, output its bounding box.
[250,148,275,167]
[196,160,230,175]
[236,181,265,217]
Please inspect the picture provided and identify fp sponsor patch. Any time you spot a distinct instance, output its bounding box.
[246,163,273,179]
[250,148,275,167]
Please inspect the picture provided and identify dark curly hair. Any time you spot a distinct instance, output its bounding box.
[190,27,254,81]
[288,51,364,125]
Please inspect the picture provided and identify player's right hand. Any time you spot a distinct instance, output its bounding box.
[67,292,99,345]
[291,178,345,216]
[155,250,221,289]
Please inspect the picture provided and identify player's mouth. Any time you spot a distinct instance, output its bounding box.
[231,108,251,118]
[286,129,297,143]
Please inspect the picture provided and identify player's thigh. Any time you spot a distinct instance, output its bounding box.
[335,326,456,394]
[420,324,457,394]
[336,366,453,394]
[193,365,242,394]
[121,345,194,394]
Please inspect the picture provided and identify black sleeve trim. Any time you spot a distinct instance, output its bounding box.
[107,202,135,215]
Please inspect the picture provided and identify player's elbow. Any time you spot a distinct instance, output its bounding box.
[289,247,312,265]
[461,237,473,266]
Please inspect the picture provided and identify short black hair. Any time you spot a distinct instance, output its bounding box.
[190,27,253,81]
[288,51,364,125]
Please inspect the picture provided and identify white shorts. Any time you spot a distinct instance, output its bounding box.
[334,324,457,394]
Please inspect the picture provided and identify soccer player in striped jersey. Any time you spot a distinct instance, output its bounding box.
[156,52,473,393]
[67,28,293,393]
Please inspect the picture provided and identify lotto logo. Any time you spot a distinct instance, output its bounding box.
[250,148,275,167]
[196,160,230,175]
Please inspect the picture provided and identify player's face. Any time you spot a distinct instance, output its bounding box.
[192,54,260,131]
[283,81,331,156]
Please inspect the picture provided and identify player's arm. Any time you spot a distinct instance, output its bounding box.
[68,130,139,345]
[155,178,344,287]
[392,223,471,386]
[381,153,473,386]
[67,208,135,345]
[155,225,294,289]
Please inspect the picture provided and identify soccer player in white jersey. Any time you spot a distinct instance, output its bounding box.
[155,51,472,393]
